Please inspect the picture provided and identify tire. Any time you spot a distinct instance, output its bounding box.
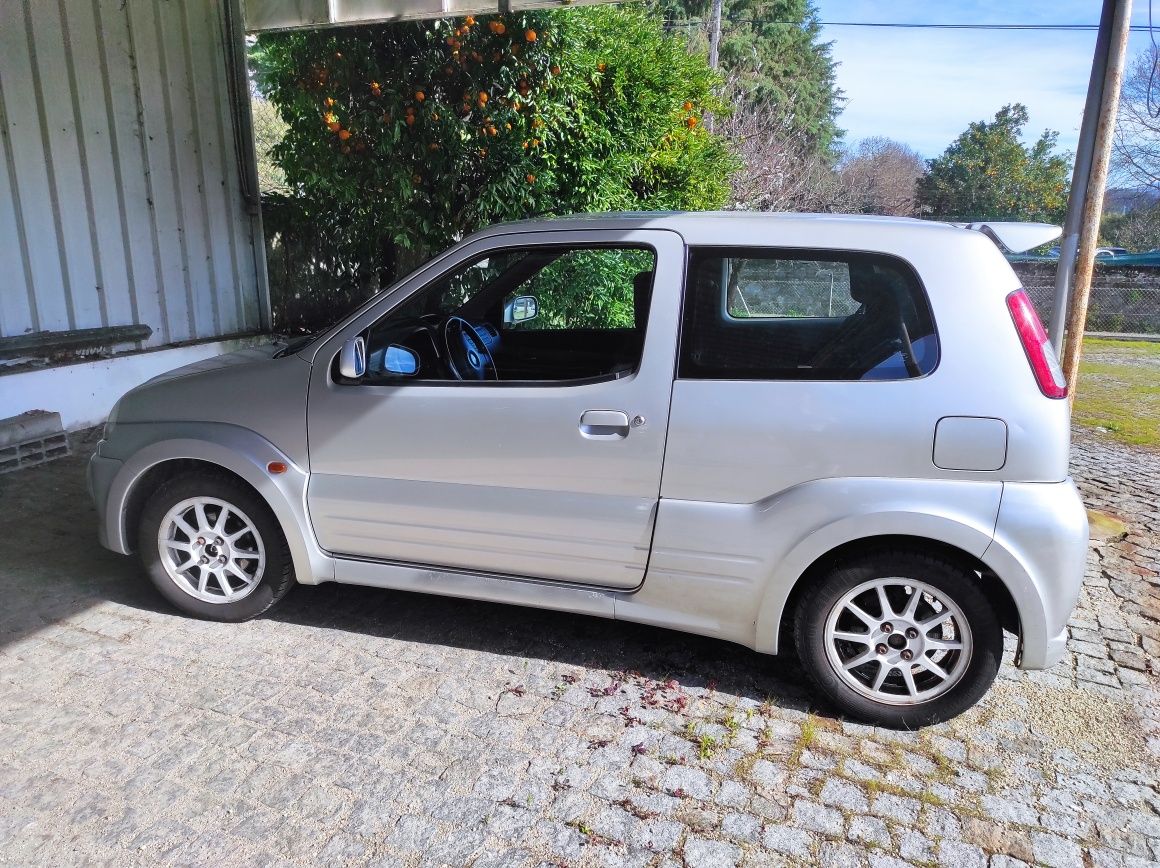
[794,549,1003,728]
[138,471,295,622]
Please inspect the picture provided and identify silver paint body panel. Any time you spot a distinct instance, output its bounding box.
[89,212,1089,670]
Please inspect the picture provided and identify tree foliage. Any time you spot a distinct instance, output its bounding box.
[656,0,841,151]
[719,101,847,211]
[1113,44,1160,191]
[838,137,925,216]
[1101,200,1160,251]
[915,104,1070,222]
[253,6,735,290]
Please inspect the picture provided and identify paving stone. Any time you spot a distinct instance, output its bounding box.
[661,766,712,800]
[848,814,891,847]
[899,829,935,863]
[721,812,761,843]
[1030,831,1085,868]
[820,778,870,813]
[791,800,844,837]
[817,840,866,868]
[762,825,814,859]
[937,839,988,868]
[871,793,921,825]
[982,795,1040,826]
[683,837,741,868]
[3,425,1160,868]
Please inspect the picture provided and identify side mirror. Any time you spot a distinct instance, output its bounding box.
[384,344,419,376]
[504,295,539,325]
[338,336,366,379]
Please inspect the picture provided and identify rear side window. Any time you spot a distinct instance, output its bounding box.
[679,248,939,381]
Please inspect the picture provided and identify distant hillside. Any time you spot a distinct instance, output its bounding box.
[1105,187,1160,214]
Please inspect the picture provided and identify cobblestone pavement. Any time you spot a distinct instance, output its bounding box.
[0,429,1158,867]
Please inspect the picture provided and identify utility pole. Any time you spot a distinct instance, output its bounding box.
[1047,0,1114,356]
[708,0,723,69]
[1059,0,1133,401]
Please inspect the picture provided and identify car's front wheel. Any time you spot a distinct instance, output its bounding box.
[138,471,295,622]
[794,549,1004,728]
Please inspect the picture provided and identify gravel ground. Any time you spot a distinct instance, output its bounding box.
[0,427,1157,867]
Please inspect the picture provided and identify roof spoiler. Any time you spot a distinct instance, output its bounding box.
[947,221,1062,254]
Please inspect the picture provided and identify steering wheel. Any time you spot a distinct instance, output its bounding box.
[442,316,498,381]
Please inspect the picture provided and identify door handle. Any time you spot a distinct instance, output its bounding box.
[579,409,630,439]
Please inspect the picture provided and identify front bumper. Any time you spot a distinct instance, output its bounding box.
[87,444,124,551]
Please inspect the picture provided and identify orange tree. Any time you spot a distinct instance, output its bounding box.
[253,5,735,292]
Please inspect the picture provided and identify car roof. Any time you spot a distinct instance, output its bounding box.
[469,211,965,247]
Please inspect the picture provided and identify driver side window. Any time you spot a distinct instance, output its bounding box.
[363,243,656,384]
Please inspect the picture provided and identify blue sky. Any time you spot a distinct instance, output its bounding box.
[815,1,1157,158]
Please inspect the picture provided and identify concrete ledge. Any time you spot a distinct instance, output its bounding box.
[0,336,268,431]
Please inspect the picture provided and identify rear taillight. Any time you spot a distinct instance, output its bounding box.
[1006,289,1067,399]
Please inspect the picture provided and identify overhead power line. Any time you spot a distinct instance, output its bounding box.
[664,20,1158,32]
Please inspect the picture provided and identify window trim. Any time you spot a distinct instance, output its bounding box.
[676,245,941,383]
[346,240,659,389]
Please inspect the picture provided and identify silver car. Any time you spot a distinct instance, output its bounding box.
[89,213,1088,727]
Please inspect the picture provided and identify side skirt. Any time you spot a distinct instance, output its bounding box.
[332,556,619,620]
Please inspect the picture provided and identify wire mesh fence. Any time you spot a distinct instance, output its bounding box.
[1011,261,1160,335]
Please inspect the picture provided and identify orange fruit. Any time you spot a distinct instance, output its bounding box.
[338,128,352,140]
[683,100,693,111]
[324,97,336,107]
[550,65,561,76]
[526,173,535,183]
[415,90,426,101]
[686,116,697,128]
[525,29,537,42]
[597,62,606,72]
[494,22,506,34]
[412,173,422,184]
[465,15,475,25]
[327,121,341,133]
[429,142,440,151]
[478,91,489,104]
[405,115,415,126]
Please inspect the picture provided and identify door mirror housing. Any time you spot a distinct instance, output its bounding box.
[338,336,367,379]
[504,295,539,325]
[384,344,419,377]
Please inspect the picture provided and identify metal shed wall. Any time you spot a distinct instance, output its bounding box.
[0,0,264,350]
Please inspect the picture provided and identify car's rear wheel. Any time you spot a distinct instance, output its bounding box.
[794,549,1003,728]
[138,472,295,622]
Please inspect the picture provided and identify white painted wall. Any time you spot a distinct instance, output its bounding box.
[0,338,266,431]
[0,0,264,350]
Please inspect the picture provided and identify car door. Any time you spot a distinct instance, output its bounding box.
[304,228,685,589]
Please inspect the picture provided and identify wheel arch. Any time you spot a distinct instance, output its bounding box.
[103,425,333,584]
[754,518,1022,657]
[769,534,1020,653]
